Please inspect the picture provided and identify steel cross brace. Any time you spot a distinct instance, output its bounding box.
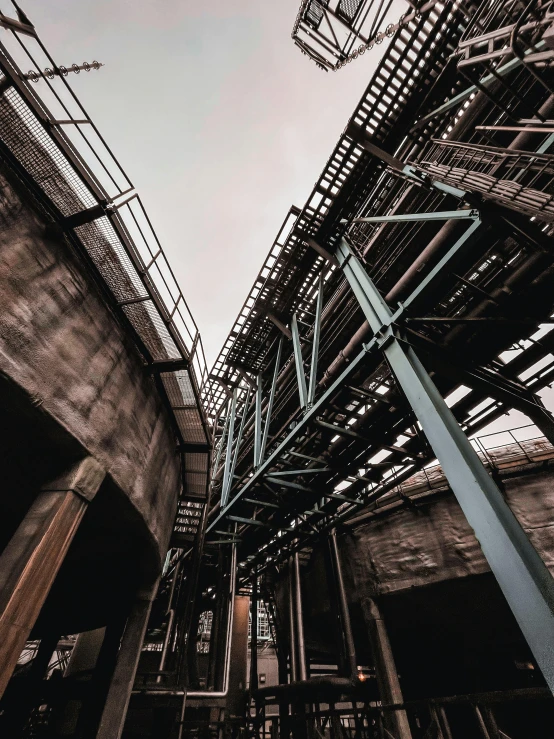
[210,217,484,533]
[336,237,554,693]
[206,341,372,535]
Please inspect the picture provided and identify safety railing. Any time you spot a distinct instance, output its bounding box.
[249,686,553,739]
[0,9,213,421]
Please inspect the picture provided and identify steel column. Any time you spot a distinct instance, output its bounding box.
[293,552,308,682]
[229,387,252,496]
[308,276,323,408]
[291,314,308,410]
[361,596,412,739]
[95,587,157,739]
[288,560,298,683]
[328,530,357,679]
[337,238,554,692]
[221,389,238,507]
[254,375,263,468]
[260,337,283,464]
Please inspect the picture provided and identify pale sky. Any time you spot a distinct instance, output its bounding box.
[19,0,386,365]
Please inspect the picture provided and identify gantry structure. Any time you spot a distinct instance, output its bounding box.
[203,0,554,703]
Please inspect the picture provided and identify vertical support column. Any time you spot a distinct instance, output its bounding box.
[254,374,263,468]
[230,387,252,490]
[221,389,238,507]
[291,314,308,410]
[328,531,357,679]
[288,560,298,683]
[250,575,259,692]
[361,597,412,739]
[337,237,554,692]
[308,276,324,408]
[260,338,283,464]
[0,456,105,699]
[95,584,157,739]
[293,552,307,682]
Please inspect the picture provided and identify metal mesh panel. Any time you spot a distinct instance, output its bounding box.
[338,0,363,21]
[304,0,325,27]
[184,472,208,496]
[122,301,179,360]
[161,371,196,407]
[0,90,95,216]
[74,218,147,302]
[174,408,206,443]
[184,453,209,472]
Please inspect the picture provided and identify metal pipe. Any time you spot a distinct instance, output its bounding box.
[328,530,357,679]
[253,675,355,700]
[182,542,237,699]
[362,597,412,739]
[250,575,259,692]
[293,551,308,681]
[288,559,298,683]
[157,609,175,683]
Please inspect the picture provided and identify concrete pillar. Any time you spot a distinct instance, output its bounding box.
[228,595,250,718]
[0,456,105,699]
[95,585,157,739]
[361,597,412,739]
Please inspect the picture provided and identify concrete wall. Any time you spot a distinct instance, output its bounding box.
[341,463,554,599]
[0,156,180,626]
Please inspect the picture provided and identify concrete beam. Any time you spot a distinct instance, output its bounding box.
[0,456,105,698]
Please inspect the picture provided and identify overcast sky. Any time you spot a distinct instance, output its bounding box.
[19,0,385,366]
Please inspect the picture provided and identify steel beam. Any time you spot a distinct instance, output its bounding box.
[206,346,369,533]
[291,314,308,410]
[254,374,263,468]
[308,276,323,407]
[337,237,554,692]
[341,209,479,224]
[221,390,238,508]
[260,338,283,465]
[228,387,252,501]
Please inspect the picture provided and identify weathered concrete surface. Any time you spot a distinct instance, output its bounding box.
[0,157,180,572]
[287,462,554,695]
[341,463,554,599]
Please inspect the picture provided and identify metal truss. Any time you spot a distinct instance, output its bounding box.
[206,0,554,696]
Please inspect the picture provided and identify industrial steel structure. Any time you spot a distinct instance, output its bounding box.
[3,0,554,738]
[202,0,554,737]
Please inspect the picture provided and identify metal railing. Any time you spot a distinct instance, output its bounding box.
[418,140,554,222]
[0,10,213,434]
[248,686,553,739]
